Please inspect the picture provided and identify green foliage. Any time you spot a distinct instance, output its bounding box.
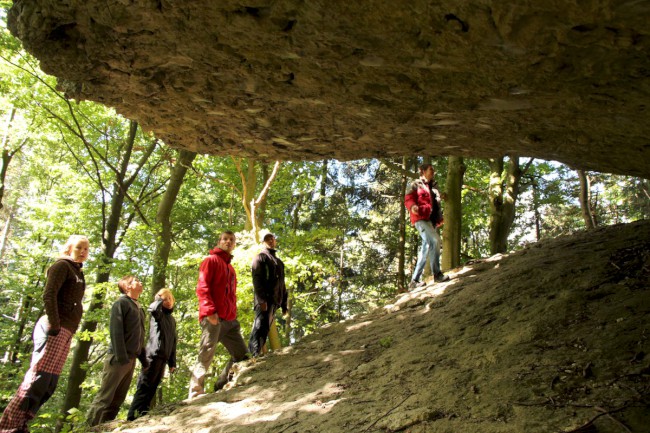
[2,10,649,431]
[379,336,393,349]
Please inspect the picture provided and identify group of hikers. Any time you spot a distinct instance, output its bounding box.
[0,231,287,432]
[0,162,447,432]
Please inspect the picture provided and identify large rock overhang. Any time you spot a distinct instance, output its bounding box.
[7,0,650,177]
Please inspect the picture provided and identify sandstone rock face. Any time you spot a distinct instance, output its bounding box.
[8,0,650,176]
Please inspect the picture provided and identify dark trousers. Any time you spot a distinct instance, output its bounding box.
[86,355,136,426]
[248,305,275,357]
[127,357,166,420]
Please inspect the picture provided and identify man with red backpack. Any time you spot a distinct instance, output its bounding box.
[405,163,450,288]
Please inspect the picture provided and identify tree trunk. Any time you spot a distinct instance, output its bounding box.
[488,157,527,254]
[397,157,408,291]
[257,163,270,230]
[235,158,281,242]
[338,238,344,321]
[241,158,257,232]
[531,180,542,241]
[0,209,13,260]
[442,156,465,270]
[151,150,197,294]
[268,322,281,350]
[0,107,17,211]
[291,194,304,231]
[320,160,328,196]
[578,170,597,230]
[284,286,292,342]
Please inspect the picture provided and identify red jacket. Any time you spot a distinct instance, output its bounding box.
[404,178,444,227]
[196,247,238,322]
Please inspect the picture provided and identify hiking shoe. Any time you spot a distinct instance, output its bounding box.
[434,273,450,282]
[408,280,426,289]
[213,377,228,392]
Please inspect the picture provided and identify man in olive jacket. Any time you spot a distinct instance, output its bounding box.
[248,233,288,357]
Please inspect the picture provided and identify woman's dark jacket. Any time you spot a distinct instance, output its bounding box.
[42,257,86,333]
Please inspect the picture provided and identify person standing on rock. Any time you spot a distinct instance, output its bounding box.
[188,231,249,399]
[248,233,288,357]
[405,163,450,289]
[87,276,148,426]
[0,235,89,433]
[127,288,177,421]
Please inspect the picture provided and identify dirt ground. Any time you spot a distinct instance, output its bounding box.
[101,220,650,433]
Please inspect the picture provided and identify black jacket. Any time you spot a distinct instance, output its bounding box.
[144,298,177,368]
[109,295,147,367]
[251,248,288,313]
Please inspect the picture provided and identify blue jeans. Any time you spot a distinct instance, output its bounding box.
[412,220,442,282]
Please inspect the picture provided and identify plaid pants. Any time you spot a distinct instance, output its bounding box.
[0,316,73,433]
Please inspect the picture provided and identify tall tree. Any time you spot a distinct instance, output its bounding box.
[488,156,533,254]
[396,157,408,291]
[1,107,29,210]
[578,170,597,229]
[151,149,197,294]
[442,156,465,270]
[232,157,281,242]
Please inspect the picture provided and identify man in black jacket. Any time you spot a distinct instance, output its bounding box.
[87,276,147,426]
[248,233,288,357]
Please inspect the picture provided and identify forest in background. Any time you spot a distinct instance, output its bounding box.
[1,8,649,432]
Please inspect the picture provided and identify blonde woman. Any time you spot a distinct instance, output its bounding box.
[127,289,177,420]
[0,235,89,433]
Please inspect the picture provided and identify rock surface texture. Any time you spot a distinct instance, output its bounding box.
[93,220,650,433]
[7,0,650,176]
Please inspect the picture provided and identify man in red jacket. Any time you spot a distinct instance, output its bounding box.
[404,163,450,289]
[188,231,248,399]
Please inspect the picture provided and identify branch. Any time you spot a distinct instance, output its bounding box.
[254,160,281,206]
[117,120,138,183]
[124,135,158,187]
[58,127,109,234]
[123,180,167,227]
[41,104,114,192]
[232,156,253,223]
[363,394,412,432]
[115,210,138,250]
[521,157,535,176]
[380,159,417,179]
[563,404,633,433]
[189,164,241,195]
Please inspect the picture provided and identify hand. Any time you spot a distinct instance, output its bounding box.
[260,302,268,312]
[440,192,448,201]
[169,367,177,374]
[411,205,419,215]
[47,327,61,336]
[161,296,173,309]
[207,314,219,325]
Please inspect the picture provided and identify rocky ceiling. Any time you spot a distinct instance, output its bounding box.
[7,0,650,177]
